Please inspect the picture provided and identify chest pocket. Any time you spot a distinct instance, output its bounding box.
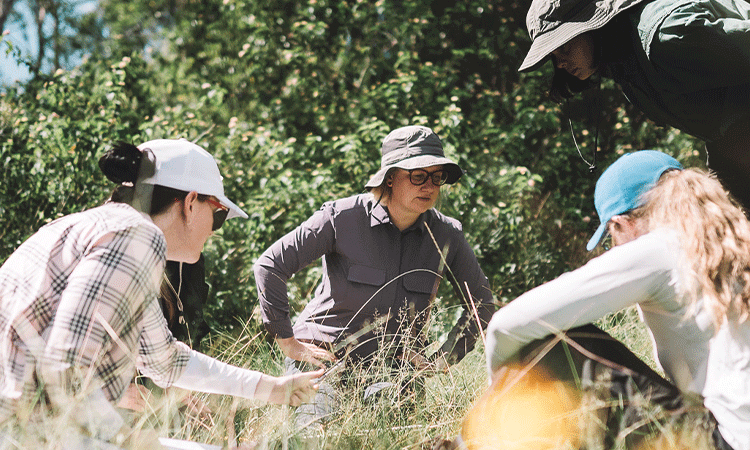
[403,270,437,295]
[347,264,386,287]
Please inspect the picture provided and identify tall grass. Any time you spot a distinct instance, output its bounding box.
[0,304,714,450]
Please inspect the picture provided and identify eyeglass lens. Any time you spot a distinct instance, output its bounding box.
[409,169,448,186]
[205,198,229,231]
[212,209,229,231]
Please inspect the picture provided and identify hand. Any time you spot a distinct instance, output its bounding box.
[275,337,336,369]
[182,393,213,420]
[400,349,450,375]
[116,383,151,412]
[401,348,432,371]
[255,369,325,406]
[432,352,450,373]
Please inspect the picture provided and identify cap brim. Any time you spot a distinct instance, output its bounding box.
[519,23,598,72]
[519,0,648,72]
[365,155,463,188]
[586,221,607,251]
[216,194,248,220]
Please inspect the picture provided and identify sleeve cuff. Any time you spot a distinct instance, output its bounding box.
[263,319,295,339]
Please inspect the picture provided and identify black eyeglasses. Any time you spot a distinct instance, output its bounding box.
[408,168,449,186]
[205,198,229,231]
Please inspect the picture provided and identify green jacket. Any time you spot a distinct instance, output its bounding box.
[605,0,750,142]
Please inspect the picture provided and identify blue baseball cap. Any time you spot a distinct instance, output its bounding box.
[587,150,683,251]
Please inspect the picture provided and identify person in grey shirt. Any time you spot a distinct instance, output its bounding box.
[254,125,496,424]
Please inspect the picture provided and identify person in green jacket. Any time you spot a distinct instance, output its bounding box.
[519,0,750,213]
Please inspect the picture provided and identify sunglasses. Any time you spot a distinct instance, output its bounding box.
[204,198,229,231]
[407,168,449,186]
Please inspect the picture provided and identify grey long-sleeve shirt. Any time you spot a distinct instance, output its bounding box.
[254,194,496,363]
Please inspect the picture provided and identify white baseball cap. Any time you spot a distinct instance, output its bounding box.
[137,138,247,219]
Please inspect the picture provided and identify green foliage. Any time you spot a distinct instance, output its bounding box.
[0,54,154,256]
[2,0,705,335]
[0,1,715,447]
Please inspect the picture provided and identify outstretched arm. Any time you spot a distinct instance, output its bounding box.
[485,233,676,375]
[171,349,322,406]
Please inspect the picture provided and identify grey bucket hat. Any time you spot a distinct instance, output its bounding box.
[365,126,463,189]
[519,0,647,72]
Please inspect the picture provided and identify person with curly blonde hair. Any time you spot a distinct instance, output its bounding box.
[479,150,748,450]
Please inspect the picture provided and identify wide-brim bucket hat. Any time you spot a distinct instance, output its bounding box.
[519,0,648,72]
[365,125,463,189]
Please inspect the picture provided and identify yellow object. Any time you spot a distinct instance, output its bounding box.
[461,364,582,450]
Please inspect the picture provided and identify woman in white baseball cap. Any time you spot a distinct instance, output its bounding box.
[0,139,322,447]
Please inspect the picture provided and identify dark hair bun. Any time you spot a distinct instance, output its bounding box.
[99,141,143,184]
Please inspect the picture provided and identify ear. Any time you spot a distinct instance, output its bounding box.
[609,214,633,232]
[181,191,201,225]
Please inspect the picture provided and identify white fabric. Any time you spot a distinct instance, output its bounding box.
[486,228,713,393]
[172,350,263,400]
[158,437,222,450]
[704,321,750,450]
[486,228,750,449]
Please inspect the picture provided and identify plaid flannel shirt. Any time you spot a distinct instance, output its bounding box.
[0,202,191,418]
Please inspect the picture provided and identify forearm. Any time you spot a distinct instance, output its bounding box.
[441,297,494,364]
[440,316,478,365]
[484,234,675,375]
[171,350,263,400]
[172,350,323,406]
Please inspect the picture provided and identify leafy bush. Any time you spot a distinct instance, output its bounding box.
[2,0,705,337]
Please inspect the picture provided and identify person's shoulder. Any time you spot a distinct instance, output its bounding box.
[76,203,164,247]
[35,203,165,262]
[613,228,680,269]
[424,208,463,233]
[98,202,160,231]
[636,0,696,38]
[638,228,679,248]
[322,193,373,216]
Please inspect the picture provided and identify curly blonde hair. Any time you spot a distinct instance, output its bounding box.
[636,169,750,327]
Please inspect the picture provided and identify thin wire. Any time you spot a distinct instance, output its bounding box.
[568,115,596,172]
[566,78,602,174]
[163,269,192,347]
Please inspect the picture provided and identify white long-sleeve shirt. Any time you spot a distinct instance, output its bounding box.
[486,228,750,450]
